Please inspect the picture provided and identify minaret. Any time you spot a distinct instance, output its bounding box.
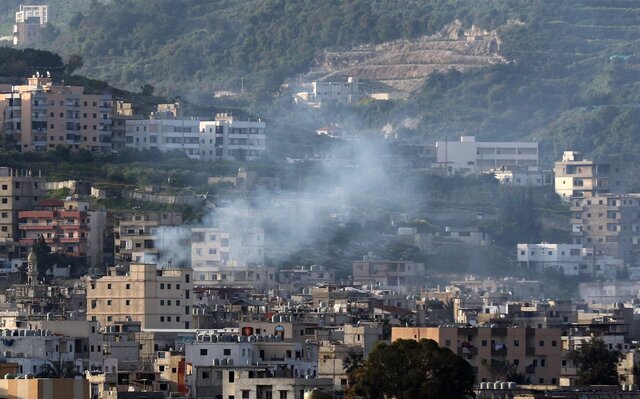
[27,250,37,286]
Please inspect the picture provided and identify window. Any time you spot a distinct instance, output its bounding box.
[107,284,112,289]
[228,371,234,383]
[125,300,130,306]
[160,316,164,322]
[202,371,210,379]
[481,340,487,347]
[224,349,231,356]
[279,392,288,399]
[539,340,544,347]
[126,284,130,289]
[107,300,112,306]
[514,340,519,347]
[551,340,557,347]
[200,349,208,356]
[160,283,165,289]
[242,391,250,399]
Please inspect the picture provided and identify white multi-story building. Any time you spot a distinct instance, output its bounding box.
[191,226,264,268]
[295,76,366,105]
[200,114,266,161]
[126,118,201,159]
[13,5,47,46]
[191,225,266,287]
[492,166,550,187]
[517,243,584,275]
[436,136,538,175]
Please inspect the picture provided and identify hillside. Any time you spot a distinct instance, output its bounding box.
[38,0,537,98]
[303,20,507,93]
[347,0,640,163]
[14,0,640,164]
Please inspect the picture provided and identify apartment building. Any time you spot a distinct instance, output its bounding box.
[0,75,113,153]
[392,326,562,385]
[278,265,335,294]
[114,212,183,265]
[517,243,585,275]
[191,224,266,287]
[352,259,426,292]
[295,76,366,105]
[200,113,266,161]
[570,194,640,265]
[17,199,112,269]
[191,225,264,267]
[554,151,626,201]
[13,5,48,46]
[86,263,193,329]
[492,166,550,187]
[125,117,201,159]
[435,136,538,175]
[18,199,88,260]
[111,101,142,152]
[0,168,45,268]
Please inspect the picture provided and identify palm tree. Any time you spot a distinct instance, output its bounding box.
[36,359,80,379]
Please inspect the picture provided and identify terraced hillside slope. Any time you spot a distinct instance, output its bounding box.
[306,20,508,93]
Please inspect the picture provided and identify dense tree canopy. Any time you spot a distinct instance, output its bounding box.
[346,339,475,399]
[568,338,621,385]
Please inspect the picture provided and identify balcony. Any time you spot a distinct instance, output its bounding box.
[19,224,55,230]
[491,346,508,356]
[457,346,478,356]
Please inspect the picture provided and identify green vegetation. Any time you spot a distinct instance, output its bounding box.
[346,0,640,164]
[32,235,85,280]
[346,339,474,399]
[93,197,206,223]
[39,0,536,99]
[568,338,621,385]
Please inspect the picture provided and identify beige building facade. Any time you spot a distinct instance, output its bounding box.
[554,151,626,201]
[0,168,45,268]
[392,326,562,385]
[0,76,113,153]
[87,263,193,329]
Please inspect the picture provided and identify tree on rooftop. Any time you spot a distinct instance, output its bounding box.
[568,337,620,385]
[32,235,53,280]
[345,339,474,399]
